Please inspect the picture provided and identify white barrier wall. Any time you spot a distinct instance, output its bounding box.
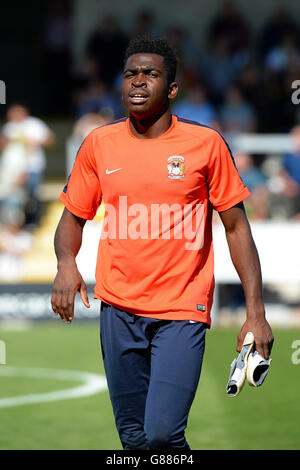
[213,221,300,284]
[75,219,300,285]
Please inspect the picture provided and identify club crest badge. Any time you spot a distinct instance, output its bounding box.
[167,156,185,179]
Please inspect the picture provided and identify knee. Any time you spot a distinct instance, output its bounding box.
[146,424,189,450]
[119,428,148,450]
[147,430,172,450]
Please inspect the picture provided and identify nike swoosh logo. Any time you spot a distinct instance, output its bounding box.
[106,168,123,175]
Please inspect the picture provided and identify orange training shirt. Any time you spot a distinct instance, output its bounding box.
[59,115,250,325]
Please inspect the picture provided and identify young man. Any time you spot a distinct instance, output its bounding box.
[51,37,273,450]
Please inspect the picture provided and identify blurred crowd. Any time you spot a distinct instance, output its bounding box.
[0,104,55,279]
[1,0,300,280]
[69,1,300,132]
[69,1,300,221]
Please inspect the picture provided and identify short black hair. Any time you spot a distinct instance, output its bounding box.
[124,36,178,84]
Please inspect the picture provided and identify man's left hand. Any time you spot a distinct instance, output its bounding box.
[237,317,274,359]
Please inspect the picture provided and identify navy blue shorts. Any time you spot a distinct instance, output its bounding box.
[100,302,207,450]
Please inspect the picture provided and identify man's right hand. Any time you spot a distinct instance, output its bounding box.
[51,259,90,324]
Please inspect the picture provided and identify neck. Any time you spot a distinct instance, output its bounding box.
[129,108,172,139]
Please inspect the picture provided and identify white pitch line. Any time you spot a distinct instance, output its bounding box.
[0,366,107,408]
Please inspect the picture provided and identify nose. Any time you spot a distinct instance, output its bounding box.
[132,72,146,87]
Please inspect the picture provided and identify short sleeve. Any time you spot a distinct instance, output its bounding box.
[59,131,102,220]
[206,133,250,212]
[26,118,52,142]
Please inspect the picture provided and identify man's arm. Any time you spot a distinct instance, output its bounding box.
[51,208,90,324]
[218,202,274,359]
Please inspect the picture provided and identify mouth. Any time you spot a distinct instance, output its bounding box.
[128,92,149,104]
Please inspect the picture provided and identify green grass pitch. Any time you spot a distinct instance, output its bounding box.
[0,321,299,450]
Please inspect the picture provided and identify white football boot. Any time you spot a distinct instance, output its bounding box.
[226,332,255,397]
[247,350,272,387]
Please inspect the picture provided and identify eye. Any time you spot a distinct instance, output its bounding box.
[147,70,158,77]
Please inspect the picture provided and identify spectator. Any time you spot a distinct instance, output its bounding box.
[258,4,300,62]
[206,0,251,68]
[235,152,267,191]
[66,112,114,177]
[167,25,199,69]
[236,64,268,131]
[201,36,239,103]
[207,0,251,52]
[73,112,113,141]
[85,14,128,87]
[166,25,200,89]
[257,64,288,133]
[42,0,72,114]
[172,84,219,128]
[1,104,55,227]
[219,85,257,135]
[0,210,33,281]
[0,124,28,227]
[280,124,300,218]
[261,157,293,219]
[130,9,161,39]
[235,151,270,220]
[265,32,300,73]
[75,80,124,120]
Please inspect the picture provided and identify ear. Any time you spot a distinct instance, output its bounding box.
[168,81,178,101]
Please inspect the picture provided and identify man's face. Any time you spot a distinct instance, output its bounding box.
[122,53,177,119]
